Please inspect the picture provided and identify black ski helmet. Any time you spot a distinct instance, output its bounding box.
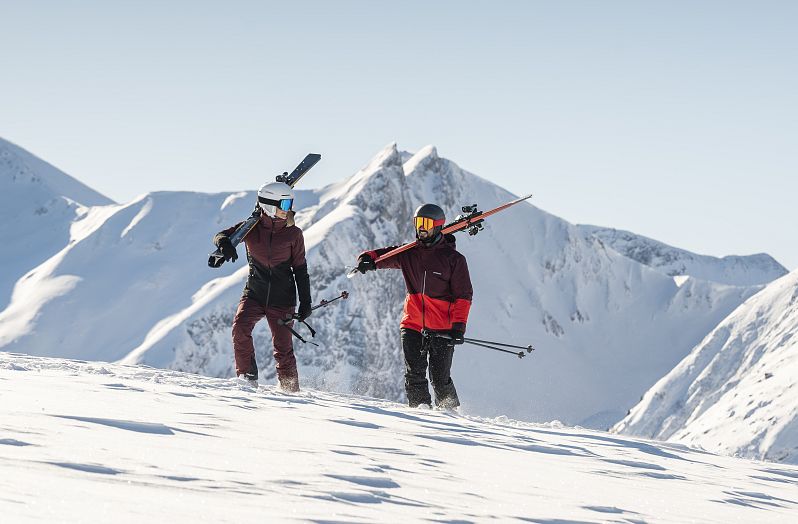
[413,203,445,242]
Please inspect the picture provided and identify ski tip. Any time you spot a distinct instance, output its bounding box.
[346,267,359,279]
[207,252,225,268]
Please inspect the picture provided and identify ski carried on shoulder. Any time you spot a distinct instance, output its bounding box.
[275,153,322,187]
[208,153,321,268]
[347,193,532,278]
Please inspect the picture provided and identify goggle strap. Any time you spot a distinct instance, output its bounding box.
[415,217,445,229]
[258,196,293,211]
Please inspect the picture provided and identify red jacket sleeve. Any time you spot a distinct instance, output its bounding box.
[360,246,403,270]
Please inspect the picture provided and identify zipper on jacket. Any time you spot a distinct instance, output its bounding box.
[421,270,427,334]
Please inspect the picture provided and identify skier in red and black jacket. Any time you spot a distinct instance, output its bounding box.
[356,203,473,409]
[213,182,312,392]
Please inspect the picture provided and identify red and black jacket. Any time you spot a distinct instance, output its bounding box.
[362,234,472,334]
[214,215,311,308]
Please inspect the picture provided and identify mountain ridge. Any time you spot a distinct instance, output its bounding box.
[0,138,786,430]
[580,224,787,286]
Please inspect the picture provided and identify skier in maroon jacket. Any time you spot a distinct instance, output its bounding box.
[213,182,312,392]
[356,204,473,409]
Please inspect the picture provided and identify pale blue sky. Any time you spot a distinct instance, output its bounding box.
[1,1,796,268]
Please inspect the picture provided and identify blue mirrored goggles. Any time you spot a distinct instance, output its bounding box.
[258,196,293,211]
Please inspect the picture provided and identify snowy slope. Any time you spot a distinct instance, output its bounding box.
[3,353,798,524]
[614,269,798,464]
[0,138,114,310]
[114,144,770,428]
[579,225,787,286]
[0,187,319,362]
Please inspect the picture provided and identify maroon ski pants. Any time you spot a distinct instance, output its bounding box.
[232,297,297,380]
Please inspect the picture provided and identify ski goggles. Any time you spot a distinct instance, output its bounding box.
[258,196,294,211]
[414,216,445,231]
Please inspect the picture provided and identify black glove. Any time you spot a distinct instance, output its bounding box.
[297,302,312,321]
[356,254,376,274]
[449,323,465,345]
[219,237,238,263]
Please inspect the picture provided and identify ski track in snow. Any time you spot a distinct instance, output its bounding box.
[1,353,797,523]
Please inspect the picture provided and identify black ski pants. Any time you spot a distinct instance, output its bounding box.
[401,328,460,409]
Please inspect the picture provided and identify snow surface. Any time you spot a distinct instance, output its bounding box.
[579,225,787,287]
[614,269,798,464]
[0,141,787,433]
[2,352,798,523]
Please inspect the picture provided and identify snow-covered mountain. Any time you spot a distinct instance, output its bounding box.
[0,138,114,311]
[614,269,798,464]
[4,352,798,523]
[0,140,786,430]
[579,225,787,286]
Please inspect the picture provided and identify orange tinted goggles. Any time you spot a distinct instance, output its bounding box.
[414,217,444,231]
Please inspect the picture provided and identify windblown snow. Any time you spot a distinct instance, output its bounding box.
[2,353,797,523]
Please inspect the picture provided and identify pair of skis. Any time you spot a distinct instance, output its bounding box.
[208,153,321,268]
[207,151,532,275]
[346,193,533,278]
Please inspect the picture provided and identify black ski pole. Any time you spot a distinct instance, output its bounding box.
[426,331,529,359]
[281,322,319,346]
[309,291,349,312]
[278,291,349,344]
[463,339,527,359]
[277,316,318,345]
[464,337,535,353]
[284,291,349,321]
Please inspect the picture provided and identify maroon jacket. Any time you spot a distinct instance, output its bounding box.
[214,215,311,307]
[363,234,473,333]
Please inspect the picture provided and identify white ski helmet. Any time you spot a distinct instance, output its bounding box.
[257,182,294,217]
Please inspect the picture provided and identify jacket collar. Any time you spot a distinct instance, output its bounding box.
[260,214,289,232]
[419,232,455,250]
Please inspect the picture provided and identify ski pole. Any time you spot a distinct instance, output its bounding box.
[464,337,535,353]
[309,291,349,312]
[278,291,349,324]
[281,321,319,346]
[465,339,527,359]
[277,315,318,345]
[425,331,529,359]
[277,291,349,344]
